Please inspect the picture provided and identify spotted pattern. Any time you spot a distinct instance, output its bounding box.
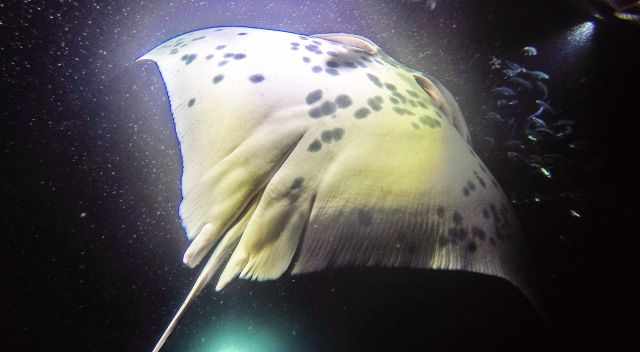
[306,90,323,105]
[366,73,383,88]
[367,97,383,111]
[334,94,352,108]
[320,127,345,143]
[181,54,197,65]
[249,74,265,83]
[212,74,224,84]
[418,115,441,128]
[308,139,322,152]
[312,66,323,73]
[354,107,371,119]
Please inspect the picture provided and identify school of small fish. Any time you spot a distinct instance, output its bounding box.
[479,46,583,205]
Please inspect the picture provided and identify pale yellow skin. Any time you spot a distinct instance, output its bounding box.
[138,27,533,352]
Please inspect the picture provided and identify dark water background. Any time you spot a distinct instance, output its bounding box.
[7,1,632,351]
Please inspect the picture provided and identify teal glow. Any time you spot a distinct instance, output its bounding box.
[192,318,291,352]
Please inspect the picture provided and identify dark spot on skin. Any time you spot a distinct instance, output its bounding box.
[321,130,334,143]
[408,100,417,108]
[374,96,383,104]
[216,45,226,50]
[393,107,413,116]
[180,43,188,48]
[471,227,486,241]
[305,44,319,52]
[479,163,488,174]
[291,42,300,46]
[374,59,384,65]
[476,175,486,188]
[308,140,322,152]
[418,101,428,109]
[312,66,323,73]
[467,241,478,253]
[335,95,352,108]
[290,177,304,190]
[389,97,399,105]
[419,115,441,128]
[306,89,323,105]
[206,54,214,60]
[448,227,467,244]
[357,209,373,227]
[188,98,196,107]
[354,107,371,119]
[356,60,367,68]
[212,74,224,84]
[320,101,337,115]
[384,83,397,91]
[463,187,470,197]
[452,211,463,225]
[392,91,406,103]
[170,49,178,55]
[490,204,500,223]
[437,206,445,218]
[327,51,337,57]
[224,53,234,58]
[467,181,476,191]
[249,74,265,83]
[482,208,490,219]
[303,57,310,63]
[325,68,339,76]
[233,53,246,60]
[237,32,247,36]
[344,61,356,68]
[191,36,206,41]
[181,54,197,65]
[308,106,323,118]
[412,122,420,129]
[366,73,383,88]
[299,36,308,40]
[291,47,299,51]
[407,90,419,98]
[332,128,345,140]
[326,61,340,68]
[218,60,228,66]
[367,97,383,111]
[360,55,372,63]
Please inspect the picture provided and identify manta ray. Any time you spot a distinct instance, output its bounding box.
[137,26,537,351]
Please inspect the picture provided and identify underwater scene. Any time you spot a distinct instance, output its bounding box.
[8,0,635,351]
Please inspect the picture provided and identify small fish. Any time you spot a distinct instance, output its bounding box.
[502,60,525,77]
[534,81,548,99]
[522,69,550,80]
[491,86,517,97]
[522,46,538,56]
[526,115,548,129]
[535,100,556,114]
[508,77,534,91]
[496,99,519,108]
